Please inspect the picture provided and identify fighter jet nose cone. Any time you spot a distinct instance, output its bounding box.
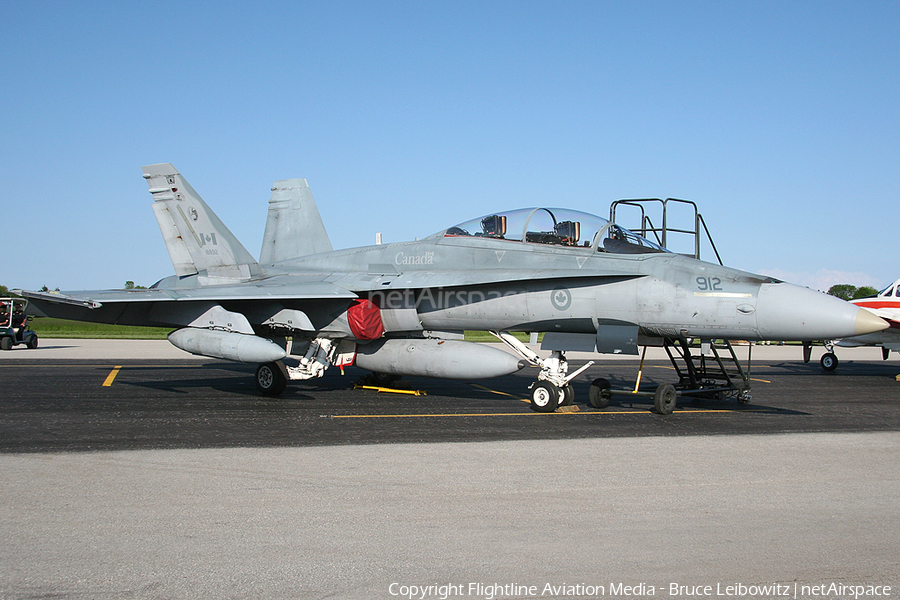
[757,283,886,341]
[855,308,889,336]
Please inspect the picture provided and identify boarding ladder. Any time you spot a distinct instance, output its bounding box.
[609,199,751,403]
[664,338,751,402]
[609,198,722,264]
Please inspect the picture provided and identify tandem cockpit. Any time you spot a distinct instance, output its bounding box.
[440,207,669,254]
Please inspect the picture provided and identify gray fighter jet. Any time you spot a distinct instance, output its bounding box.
[23,164,888,413]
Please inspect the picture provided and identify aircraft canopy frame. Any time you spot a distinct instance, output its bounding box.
[440,207,670,255]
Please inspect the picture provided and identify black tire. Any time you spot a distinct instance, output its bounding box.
[588,378,612,409]
[820,352,838,371]
[0,336,11,351]
[530,381,560,413]
[559,384,575,406]
[256,362,287,396]
[26,335,38,349]
[371,372,400,386]
[653,383,677,415]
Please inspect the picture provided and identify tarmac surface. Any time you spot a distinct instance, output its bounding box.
[1,340,898,599]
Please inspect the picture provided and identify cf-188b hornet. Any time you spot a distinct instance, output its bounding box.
[22,164,888,413]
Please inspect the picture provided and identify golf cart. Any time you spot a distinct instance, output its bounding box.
[1,298,38,350]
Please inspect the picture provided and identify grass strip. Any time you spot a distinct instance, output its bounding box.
[29,318,172,339]
[28,319,539,343]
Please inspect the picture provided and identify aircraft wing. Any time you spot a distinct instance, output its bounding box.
[22,268,641,334]
[20,277,359,331]
[24,268,636,308]
[22,277,358,305]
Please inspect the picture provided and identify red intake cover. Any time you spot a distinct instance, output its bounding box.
[347,299,385,340]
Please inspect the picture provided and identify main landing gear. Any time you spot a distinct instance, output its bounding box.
[255,337,342,396]
[490,331,593,413]
[256,362,288,396]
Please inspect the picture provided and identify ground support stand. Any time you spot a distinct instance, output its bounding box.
[589,338,752,415]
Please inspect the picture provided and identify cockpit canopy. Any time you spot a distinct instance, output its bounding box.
[441,207,669,254]
[877,280,900,298]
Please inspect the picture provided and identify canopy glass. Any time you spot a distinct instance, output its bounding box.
[441,207,669,254]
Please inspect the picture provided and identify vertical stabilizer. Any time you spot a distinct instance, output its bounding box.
[259,178,333,264]
[143,163,265,283]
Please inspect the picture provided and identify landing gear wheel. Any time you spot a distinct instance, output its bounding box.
[371,372,401,386]
[820,352,838,371]
[559,384,575,406]
[530,382,560,413]
[256,362,287,396]
[653,383,677,415]
[588,378,612,409]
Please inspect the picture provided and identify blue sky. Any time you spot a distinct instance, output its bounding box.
[2,1,897,292]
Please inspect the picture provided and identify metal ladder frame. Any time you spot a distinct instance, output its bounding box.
[663,337,752,402]
[598,198,754,408]
[609,198,724,265]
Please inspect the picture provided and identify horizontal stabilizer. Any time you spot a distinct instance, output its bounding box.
[260,178,332,264]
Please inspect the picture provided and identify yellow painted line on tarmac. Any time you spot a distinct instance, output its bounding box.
[331,408,757,419]
[334,411,616,418]
[102,366,123,387]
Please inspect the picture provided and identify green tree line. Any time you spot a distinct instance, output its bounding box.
[826,284,878,300]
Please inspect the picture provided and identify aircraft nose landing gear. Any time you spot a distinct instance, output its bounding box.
[491,331,593,412]
[530,381,560,412]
